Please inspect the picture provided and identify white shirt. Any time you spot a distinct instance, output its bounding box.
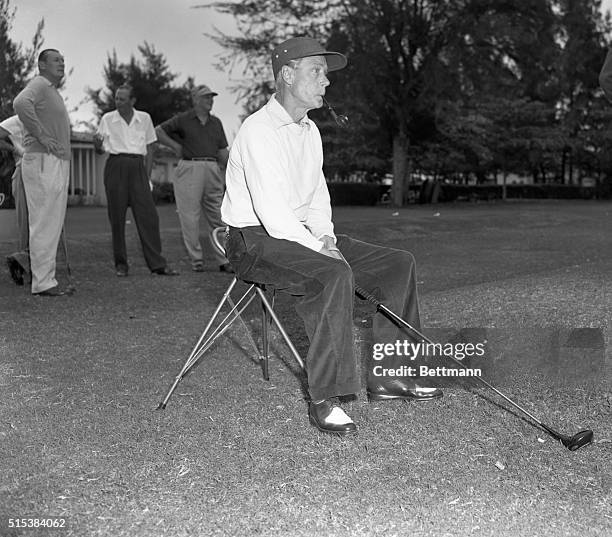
[0,115,25,163]
[221,95,335,253]
[96,109,156,156]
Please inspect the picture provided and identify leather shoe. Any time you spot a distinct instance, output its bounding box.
[219,263,234,273]
[368,379,443,402]
[6,256,25,286]
[34,286,65,297]
[152,267,179,276]
[308,399,357,435]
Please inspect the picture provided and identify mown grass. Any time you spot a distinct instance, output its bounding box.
[1,201,611,536]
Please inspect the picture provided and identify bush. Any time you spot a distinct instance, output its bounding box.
[328,182,388,205]
[437,183,598,202]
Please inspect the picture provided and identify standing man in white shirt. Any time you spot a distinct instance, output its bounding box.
[94,85,178,277]
[14,49,71,297]
[222,37,442,436]
[0,114,30,285]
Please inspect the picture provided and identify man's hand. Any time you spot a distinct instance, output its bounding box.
[319,235,344,261]
[40,136,65,157]
[93,133,105,154]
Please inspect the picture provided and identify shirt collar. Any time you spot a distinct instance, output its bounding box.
[266,95,312,130]
[36,75,56,88]
[111,109,142,124]
[188,109,215,125]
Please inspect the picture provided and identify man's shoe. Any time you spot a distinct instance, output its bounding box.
[308,399,357,435]
[33,286,66,297]
[192,261,205,272]
[219,263,235,273]
[152,267,179,276]
[368,379,443,402]
[6,256,25,286]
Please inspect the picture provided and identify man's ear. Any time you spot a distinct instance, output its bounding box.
[281,64,295,85]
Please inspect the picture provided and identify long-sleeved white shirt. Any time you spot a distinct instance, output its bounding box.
[221,95,335,252]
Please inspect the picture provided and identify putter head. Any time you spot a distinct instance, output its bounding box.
[561,430,594,451]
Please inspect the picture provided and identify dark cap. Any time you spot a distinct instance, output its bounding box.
[271,37,347,78]
[191,84,218,98]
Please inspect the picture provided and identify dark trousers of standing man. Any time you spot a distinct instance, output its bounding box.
[103,154,167,272]
[226,226,424,402]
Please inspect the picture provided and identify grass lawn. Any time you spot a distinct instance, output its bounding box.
[1,200,611,536]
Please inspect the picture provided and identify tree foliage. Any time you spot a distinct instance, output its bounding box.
[0,0,44,119]
[88,42,195,125]
[205,0,612,204]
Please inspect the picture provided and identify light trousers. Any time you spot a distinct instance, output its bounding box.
[11,165,29,251]
[20,153,69,294]
[172,160,227,266]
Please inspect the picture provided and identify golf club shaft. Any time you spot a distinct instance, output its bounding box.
[61,227,71,275]
[61,226,76,291]
[355,285,556,435]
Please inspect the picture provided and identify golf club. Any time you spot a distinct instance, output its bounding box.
[354,285,594,452]
[61,226,76,295]
[323,97,349,128]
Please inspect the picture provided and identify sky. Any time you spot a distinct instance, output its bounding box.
[8,0,245,140]
[8,0,612,142]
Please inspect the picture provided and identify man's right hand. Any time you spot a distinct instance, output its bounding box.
[171,142,183,158]
[319,235,344,261]
[93,133,106,154]
[40,136,65,157]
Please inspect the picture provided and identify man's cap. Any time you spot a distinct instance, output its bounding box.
[191,84,218,98]
[271,37,347,78]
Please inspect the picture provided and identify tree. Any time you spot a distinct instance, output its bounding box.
[0,0,44,119]
[206,0,566,203]
[552,0,612,184]
[88,42,195,125]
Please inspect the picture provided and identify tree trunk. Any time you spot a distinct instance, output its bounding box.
[391,132,409,206]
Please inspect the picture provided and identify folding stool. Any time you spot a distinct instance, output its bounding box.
[158,227,305,409]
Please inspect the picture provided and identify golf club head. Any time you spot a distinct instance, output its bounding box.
[560,430,594,451]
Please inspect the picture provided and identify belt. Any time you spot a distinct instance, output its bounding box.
[183,157,217,162]
[111,153,143,158]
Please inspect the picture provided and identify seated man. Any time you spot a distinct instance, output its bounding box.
[221,37,441,435]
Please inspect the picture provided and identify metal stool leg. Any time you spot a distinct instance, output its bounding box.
[158,278,258,409]
[261,296,270,380]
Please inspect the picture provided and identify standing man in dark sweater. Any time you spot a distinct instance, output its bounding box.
[155,85,232,273]
[14,49,71,296]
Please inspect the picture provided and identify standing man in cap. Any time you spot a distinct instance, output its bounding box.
[14,49,71,296]
[221,37,442,436]
[94,84,178,277]
[155,85,232,273]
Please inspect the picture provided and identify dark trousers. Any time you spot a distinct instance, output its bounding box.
[226,226,422,401]
[103,155,166,271]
